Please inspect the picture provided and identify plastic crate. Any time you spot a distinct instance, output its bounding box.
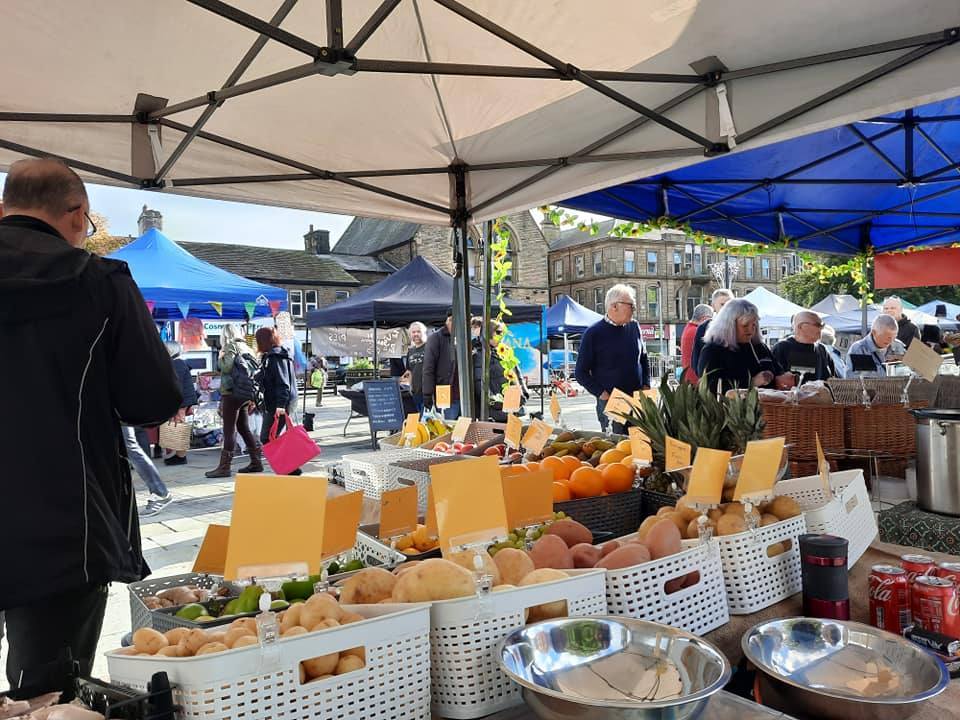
[107,604,431,720]
[341,451,413,503]
[683,514,806,615]
[127,573,231,633]
[603,541,728,636]
[640,487,682,517]
[428,570,607,719]
[76,672,178,720]
[554,489,643,538]
[383,455,482,513]
[774,469,876,568]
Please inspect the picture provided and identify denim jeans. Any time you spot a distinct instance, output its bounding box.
[594,396,625,435]
[443,402,461,421]
[122,425,168,497]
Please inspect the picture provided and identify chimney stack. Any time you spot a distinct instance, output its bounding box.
[138,205,163,235]
[540,214,560,245]
[304,226,331,254]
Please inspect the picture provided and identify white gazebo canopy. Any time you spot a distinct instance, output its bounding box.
[741,286,808,329]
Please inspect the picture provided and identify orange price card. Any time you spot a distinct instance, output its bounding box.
[450,416,471,442]
[815,433,834,501]
[550,392,561,423]
[628,426,652,461]
[193,524,230,575]
[379,486,419,540]
[321,490,364,559]
[521,419,553,455]
[425,484,439,539]
[224,474,327,580]
[435,384,452,409]
[402,412,420,438]
[686,448,731,506]
[430,455,508,554]
[604,388,636,421]
[734,437,786,502]
[665,436,692,471]
[502,384,522,412]
[504,413,522,448]
[502,469,554,529]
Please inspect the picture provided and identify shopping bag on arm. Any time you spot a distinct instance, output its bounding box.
[262,416,321,474]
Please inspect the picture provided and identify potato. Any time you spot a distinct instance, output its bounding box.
[674,496,701,522]
[767,496,802,520]
[664,577,686,594]
[342,646,366,662]
[766,542,787,558]
[662,512,689,535]
[493,547,536,586]
[339,568,397,605]
[391,559,475,602]
[230,617,258,633]
[519,569,569,622]
[280,603,303,631]
[686,517,715,540]
[311,618,341,632]
[544,518,592,548]
[492,584,516,592]
[707,508,724,523]
[302,652,340,679]
[656,506,675,518]
[528,534,573,570]
[224,626,255,648]
[335,655,365,675]
[595,543,650,569]
[164,627,191,646]
[180,629,211,655]
[207,632,227,646]
[300,593,343,629]
[599,540,621,558]
[637,516,660,541]
[195,642,229,655]
[113,647,139,656]
[519,568,568,585]
[449,550,501,585]
[644,519,682,560]
[282,626,309,638]
[760,513,780,527]
[339,611,365,624]
[133,628,168,655]
[232,635,259,649]
[156,645,186,658]
[716,513,747,537]
[723,502,760,524]
[682,571,701,588]
[394,561,421,576]
[570,543,602,569]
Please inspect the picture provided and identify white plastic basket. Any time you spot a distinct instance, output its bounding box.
[774,469,876,568]
[377,433,446,458]
[341,451,411,503]
[684,514,806,615]
[428,569,607,719]
[383,455,482,514]
[127,572,233,633]
[107,604,431,720]
[603,541,729,636]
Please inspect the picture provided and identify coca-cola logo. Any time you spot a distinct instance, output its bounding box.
[871,577,896,602]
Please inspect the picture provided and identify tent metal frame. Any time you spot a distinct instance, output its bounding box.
[2,0,957,415]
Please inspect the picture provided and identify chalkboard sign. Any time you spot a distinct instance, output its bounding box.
[364,379,405,441]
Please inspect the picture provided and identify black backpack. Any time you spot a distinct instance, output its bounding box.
[230,351,261,403]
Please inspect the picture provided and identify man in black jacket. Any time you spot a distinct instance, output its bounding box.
[421,309,459,418]
[882,296,920,348]
[0,159,181,695]
[772,311,837,384]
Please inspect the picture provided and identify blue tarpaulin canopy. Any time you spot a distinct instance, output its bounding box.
[108,228,286,320]
[916,299,960,319]
[545,295,603,336]
[307,255,543,327]
[562,97,960,256]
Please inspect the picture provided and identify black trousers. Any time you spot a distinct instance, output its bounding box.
[4,584,108,698]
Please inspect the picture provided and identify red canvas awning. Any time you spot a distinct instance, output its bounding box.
[875,247,960,289]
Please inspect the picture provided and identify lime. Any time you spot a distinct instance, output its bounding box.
[194,615,216,623]
[175,603,206,621]
[270,599,290,611]
[343,559,365,572]
[326,562,341,576]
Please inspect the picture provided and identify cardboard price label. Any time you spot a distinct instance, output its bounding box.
[450,416,471,443]
[224,474,327,580]
[193,524,230,575]
[430,455,509,554]
[665,436,692,471]
[686,448,731,506]
[634,388,660,404]
[628,426,652,461]
[505,413,522,448]
[502,469,554,529]
[402,412,421,438]
[321,490,364,559]
[435,385,452,409]
[734,437,786,502]
[379,485,419,540]
[903,338,943,382]
[521,419,552,455]
[816,433,834,501]
[550,392,561,423]
[604,388,637,421]
[502,384,522,412]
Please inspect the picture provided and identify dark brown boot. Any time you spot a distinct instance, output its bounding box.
[205,449,232,478]
[238,443,264,473]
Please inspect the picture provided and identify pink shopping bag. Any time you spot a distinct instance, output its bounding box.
[262,416,321,475]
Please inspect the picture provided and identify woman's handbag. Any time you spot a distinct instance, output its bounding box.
[262,415,321,474]
[158,420,192,452]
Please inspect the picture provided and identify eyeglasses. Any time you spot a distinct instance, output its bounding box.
[615,301,636,310]
[800,321,825,329]
[67,205,97,238]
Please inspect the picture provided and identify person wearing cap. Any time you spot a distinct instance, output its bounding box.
[422,309,459,418]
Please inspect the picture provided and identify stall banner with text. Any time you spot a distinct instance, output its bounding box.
[734,437,786,502]
[430,456,509,554]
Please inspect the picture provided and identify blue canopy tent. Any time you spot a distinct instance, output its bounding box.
[108,228,286,320]
[545,294,602,378]
[916,300,960,320]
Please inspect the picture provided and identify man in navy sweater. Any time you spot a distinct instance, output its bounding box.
[575,285,651,433]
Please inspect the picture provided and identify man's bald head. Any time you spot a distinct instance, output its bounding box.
[792,310,824,344]
[2,158,90,247]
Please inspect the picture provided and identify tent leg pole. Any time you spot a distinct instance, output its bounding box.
[452,166,474,419]
[539,314,545,416]
[373,319,378,367]
[481,220,493,421]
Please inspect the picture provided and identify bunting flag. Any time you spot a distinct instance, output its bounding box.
[210,301,223,316]
[145,300,155,315]
[244,301,257,320]
[268,300,282,317]
[177,302,191,319]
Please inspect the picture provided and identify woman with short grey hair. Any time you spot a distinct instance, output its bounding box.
[820,324,847,379]
[700,299,792,393]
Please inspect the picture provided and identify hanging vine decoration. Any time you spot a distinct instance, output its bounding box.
[488,218,521,393]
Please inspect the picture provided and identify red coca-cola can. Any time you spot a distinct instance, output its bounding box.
[912,576,960,639]
[936,562,960,586]
[901,554,936,585]
[869,564,911,634]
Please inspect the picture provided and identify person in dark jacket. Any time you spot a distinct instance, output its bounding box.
[771,311,836,384]
[882,296,919,348]
[401,321,427,411]
[0,158,181,695]
[575,285,651,434]
[162,341,198,467]
[471,317,517,422]
[692,288,734,376]
[699,299,794,394]
[421,309,459,419]
[254,328,302,472]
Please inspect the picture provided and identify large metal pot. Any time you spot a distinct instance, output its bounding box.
[910,408,960,516]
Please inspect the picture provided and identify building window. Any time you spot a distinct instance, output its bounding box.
[693,246,703,274]
[762,258,771,280]
[305,290,318,313]
[575,254,584,278]
[781,257,789,277]
[675,288,683,318]
[335,290,350,301]
[684,244,693,269]
[594,287,603,314]
[593,250,603,275]
[624,249,635,274]
[575,289,585,305]
[289,289,303,318]
[553,259,563,281]
[503,237,516,283]
[686,286,703,319]
[673,249,682,275]
[553,293,563,304]
[646,250,658,275]
[646,286,659,318]
[745,257,754,279]
[708,252,718,267]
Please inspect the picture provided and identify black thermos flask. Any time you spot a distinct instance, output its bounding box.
[800,534,850,620]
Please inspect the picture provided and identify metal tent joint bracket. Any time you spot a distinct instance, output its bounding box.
[703,71,723,88]
[314,52,357,77]
[562,64,580,80]
[704,142,731,157]
[944,27,960,42]
[140,178,166,190]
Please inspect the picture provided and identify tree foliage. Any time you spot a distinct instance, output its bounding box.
[83,213,131,255]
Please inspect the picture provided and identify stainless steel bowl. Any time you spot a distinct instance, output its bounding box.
[743,617,949,720]
[498,616,731,719]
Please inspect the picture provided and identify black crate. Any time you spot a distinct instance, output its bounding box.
[76,672,177,720]
[554,489,643,538]
[640,488,682,518]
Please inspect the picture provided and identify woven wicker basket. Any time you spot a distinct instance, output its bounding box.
[934,376,960,408]
[844,401,926,458]
[827,377,935,405]
[760,401,845,460]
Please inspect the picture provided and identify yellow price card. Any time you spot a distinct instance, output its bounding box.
[550,392,561,423]
[521,419,553,455]
[425,484,439,539]
[502,384,522,412]
[505,413,522,448]
[431,456,509,554]
[686,448,731,506]
[402,412,420,438]
[379,486,419,540]
[903,338,943,382]
[665,436,692,471]
[435,384,451,409]
[734,437,786,502]
[604,388,636,421]
[502,469,554,529]
[450,416,471,442]
[321,490,364,559]
[628,426,652,461]
[193,524,230,575]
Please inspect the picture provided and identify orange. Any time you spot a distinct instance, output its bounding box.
[600,448,628,465]
[568,467,604,498]
[560,455,582,474]
[616,439,632,454]
[602,463,635,494]
[541,456,570,482]
[552,481,572,502]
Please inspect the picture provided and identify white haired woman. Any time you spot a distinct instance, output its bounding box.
[402,321,428,412]
[699,299,793,394]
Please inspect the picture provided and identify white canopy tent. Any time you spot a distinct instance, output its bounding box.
[810,294,868,316]
[3,0,960,413]
[741,286,808,330]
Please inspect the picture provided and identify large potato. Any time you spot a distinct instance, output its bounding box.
[335,655,365,675]
[519,569,569,622]
[716,514,747,536]
[571,543,602,568]
[448,550,501,585]
[132,628,168,655]
[644,519,682,560]
[195,642,229,656]
[767,496,802,520]
[544,518,592,548]
[339,568,397,605]
[279,603,303,632]
[232,635,259,649]
[179,628,211,656]
[595,543,650,569]
[302,653,339,679]
[164,628,191,646]
[637,516,659,541]
[300,593,343,629]
[391,559,475,602]
[224,626,255,648]
[528,535,573,570]
[674,496,701,523]
[492,548,535,586]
